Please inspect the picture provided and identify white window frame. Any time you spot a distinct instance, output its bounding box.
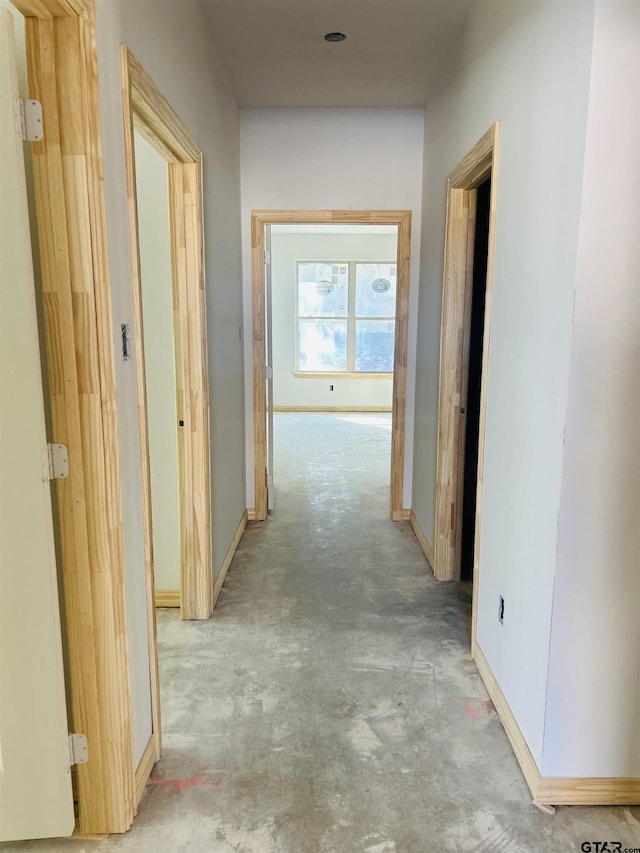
[295,259,396,376]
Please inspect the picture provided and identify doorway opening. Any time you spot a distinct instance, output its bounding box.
[122,46,213,625]
[460,176,491,580]
[251,211,412,522]
[267,223,398,515]
[433,123,500,652]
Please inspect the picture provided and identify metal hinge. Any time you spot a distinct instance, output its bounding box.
[19,98,43,142]
[264,249,271,265]
[45,443,69,481]
[68,733,88,766]
[266,366,273,380]
[267,473,273,489]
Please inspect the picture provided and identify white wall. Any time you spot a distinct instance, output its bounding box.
[134,132,181,592]
[95,0,245,765]
[412,0,595,765]
[271,229,396,409]
[240,107,424,508]
[543,0,640,778]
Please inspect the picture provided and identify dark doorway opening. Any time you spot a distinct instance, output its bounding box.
[460,176,491,581]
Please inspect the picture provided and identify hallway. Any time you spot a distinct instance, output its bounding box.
[5,414,638,851]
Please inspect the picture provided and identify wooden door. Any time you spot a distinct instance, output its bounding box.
[0,8,75,842]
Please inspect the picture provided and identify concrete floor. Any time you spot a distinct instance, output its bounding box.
[4,413,640,851]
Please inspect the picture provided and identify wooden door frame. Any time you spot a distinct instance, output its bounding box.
[12,0,134,834]
[121,46,213,630]
[251,210,412,521]
[434,124,500,639]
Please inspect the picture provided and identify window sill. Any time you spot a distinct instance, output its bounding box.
[292,372,393,380]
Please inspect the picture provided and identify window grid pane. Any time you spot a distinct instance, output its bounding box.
[296,260,396,373]
[355,320,395,372]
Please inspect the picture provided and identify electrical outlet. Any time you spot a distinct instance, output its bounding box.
[498,596,505,624]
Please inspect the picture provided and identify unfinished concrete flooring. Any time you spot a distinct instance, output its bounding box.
[5,413,639,851]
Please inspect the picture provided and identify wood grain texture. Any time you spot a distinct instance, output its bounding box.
[251,210,411,522]
[434,123,500,584]
[12,0,89,17]
[535,777,640,807]
[154,591,181,607]
[471,124,501,651]
[133,735,158,810]
[409,511,434,570]
[121,45,212,627]
[473,643,541,799]
[212,510,248,610]
[474,643,640,806]
[124,48,199,162]
[120,45,162,766]
[25,2,133,834]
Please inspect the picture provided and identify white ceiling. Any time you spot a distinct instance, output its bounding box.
[201,0,474,107]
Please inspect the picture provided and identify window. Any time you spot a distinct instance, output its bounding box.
[297,261,396,373]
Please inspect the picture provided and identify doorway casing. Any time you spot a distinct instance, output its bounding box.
[433,122,501,645]
[121,47,213,629]
[251,210,412,522]
[13,0,135,834]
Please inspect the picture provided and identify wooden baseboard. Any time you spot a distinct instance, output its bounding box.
[401,508,411,521]
[154,589,180,608]
[134,734,159,809]
[409,510,434,569]
[536,776,640,806]
[473,643,640,806]
[273,406,392,413]
[212,510,248,610]
[247,508,256,521]
[473,643,541,798]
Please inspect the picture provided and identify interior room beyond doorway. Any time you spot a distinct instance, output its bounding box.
[266,223,399,516]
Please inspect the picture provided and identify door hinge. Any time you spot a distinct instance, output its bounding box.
[264,249,271,265]
[18,98,44,142]
[45,443,69,482]
[68,733,88,766]
[267,473,273,489]
[265,365,273,380]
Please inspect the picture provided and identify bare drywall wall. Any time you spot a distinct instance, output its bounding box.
[134,132,180,593]
[95,0,245,765]
[271,229,397,409]
[412,0,595,765]
[543,0,640,778]
[240,107,424,509]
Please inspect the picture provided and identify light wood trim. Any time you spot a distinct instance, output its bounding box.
[154,590,181,608]
[474,643,640,806]
[123,48,200,162]
[434,123,500,584]
[12,0,89,17]
[292,372,393,380]
[401,509,411,522]
[473,643,541,799]
[247,509,257,521]
[212,510,248,609]
[273,406,392,413]
[169,162,213,620]
[133,735,159,809]
[121,46,212,625]
[449,125,495,189]
[251,210,411,522]
[535,777,640,807]
[24,1,133,833]
[120,43,162,767]
[471,130,501,649]
[409,511,434,569]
